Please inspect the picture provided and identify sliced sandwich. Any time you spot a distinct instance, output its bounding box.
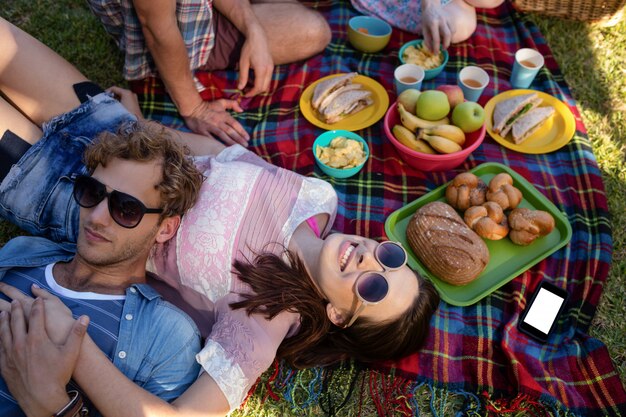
[320,89,373,124]
[493,93,542,137]
[312,72,358,111]
[510,106,555,144]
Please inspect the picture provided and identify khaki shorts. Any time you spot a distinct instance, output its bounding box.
[201,10,246,71]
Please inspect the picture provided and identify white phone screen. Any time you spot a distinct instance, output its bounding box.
[522,288,565,334]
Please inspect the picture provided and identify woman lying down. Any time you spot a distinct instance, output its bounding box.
[0,17,439,417]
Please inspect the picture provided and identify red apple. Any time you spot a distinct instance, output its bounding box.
[436,84,464,109]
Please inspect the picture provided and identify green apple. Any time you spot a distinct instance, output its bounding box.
[451,101,485,133]
[397,89,421,115]
[415,90,450,121]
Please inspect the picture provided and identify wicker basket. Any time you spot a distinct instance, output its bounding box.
[513,0,625,23]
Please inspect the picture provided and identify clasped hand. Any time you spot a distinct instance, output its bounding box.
[0,284,89,416]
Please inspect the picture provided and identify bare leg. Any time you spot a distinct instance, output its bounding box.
[444,0,477,44]
[443,0,505,44]
[0,17,88,127]
[251,0,331,65]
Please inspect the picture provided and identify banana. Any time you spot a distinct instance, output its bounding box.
[422,124,466,145]
[397,103,450,132]
[421,134,463,154]
[392,125,436,154]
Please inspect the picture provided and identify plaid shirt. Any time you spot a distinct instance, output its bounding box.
[87,0,215,80]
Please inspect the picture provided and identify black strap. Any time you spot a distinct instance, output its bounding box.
[0,129,32,183]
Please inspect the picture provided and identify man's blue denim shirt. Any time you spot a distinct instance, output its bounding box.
[0,236,201,405]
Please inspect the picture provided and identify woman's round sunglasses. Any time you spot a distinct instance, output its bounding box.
[73,175,163,229]
[342,241,408,328]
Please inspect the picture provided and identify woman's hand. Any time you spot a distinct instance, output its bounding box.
[0,283,76,345]
[183,99,250,146]
[0,298,89,417]
[107,86,145,120]
[422,0,455,53]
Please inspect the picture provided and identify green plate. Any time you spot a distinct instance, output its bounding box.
[384,162,572,306]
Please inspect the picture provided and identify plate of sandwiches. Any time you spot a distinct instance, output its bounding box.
[484,89,576,154]
[300,72,389,131]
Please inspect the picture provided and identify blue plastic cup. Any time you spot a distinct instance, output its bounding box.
[394,64,425,95]
[458,66,489,102]
[510,48,544,89]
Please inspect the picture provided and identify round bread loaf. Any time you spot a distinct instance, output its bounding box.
[406,201,490,286]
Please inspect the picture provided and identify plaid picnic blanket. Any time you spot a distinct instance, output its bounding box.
[131,0,626,415]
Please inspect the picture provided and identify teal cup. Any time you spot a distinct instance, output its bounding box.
[458,66,489,102]
[510,48,544,89]
[394,64,425,95]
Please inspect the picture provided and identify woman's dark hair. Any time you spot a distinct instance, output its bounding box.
[230,249,440,369]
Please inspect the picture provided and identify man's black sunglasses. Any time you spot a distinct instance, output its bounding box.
[73,175,162,229]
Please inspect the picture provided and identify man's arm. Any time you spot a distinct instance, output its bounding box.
[132,0,250,145]
[212,0,274,97]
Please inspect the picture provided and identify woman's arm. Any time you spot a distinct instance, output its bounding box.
[74,337,231,417]
[107,86,226,157]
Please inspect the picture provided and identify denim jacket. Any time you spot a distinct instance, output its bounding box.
[0,236,201,409]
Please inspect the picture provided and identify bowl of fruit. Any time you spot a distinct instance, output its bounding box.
[384,86,486,171]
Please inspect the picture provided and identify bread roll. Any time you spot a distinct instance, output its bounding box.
[406,201,489,286]
[464,202,509,240]
[486,173,522,210]
[445,172,487,211]
[508,208,555,245]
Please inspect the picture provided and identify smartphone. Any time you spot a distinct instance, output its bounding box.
[518,281,568,342]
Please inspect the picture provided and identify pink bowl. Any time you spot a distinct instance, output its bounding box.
[383,100,486,171]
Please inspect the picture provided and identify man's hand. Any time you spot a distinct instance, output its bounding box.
[0,283,76,345]
[238,27,274,97]
[422,2,455,54]
[0,298,89,417]
[183,99,250,146]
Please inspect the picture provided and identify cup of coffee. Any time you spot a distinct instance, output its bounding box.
[458,66,489,102]
[394,64,425,95]
[510,48,544,89]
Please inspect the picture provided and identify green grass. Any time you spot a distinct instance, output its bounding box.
[1,2,624,415]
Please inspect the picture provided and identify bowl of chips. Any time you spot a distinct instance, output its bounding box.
[399,39,449,80]
[313,130,370,178]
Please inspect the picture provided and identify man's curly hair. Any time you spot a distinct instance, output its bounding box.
[83,121,204,219]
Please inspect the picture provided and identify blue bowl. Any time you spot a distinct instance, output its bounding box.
[313,130,370,178]
[398,39,449,80]
[347,16,392,53]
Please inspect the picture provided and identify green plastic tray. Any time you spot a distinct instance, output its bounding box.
[384,162,572,306]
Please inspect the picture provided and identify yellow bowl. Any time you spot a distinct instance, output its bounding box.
[347,16,392,53]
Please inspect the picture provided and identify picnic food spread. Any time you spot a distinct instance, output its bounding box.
[315,136,367,169]
[492,92,555,144]
[405,201,490,286]
[311,72,373,124]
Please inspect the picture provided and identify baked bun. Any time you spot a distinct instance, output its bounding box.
[486,173,523,210]
[464,202,509,240]
[445,172,488,211]
[406,201,489,286]
[508,208,555,245]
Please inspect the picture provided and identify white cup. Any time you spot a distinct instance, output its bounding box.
[394,64,425,95]
[458,66,490,102]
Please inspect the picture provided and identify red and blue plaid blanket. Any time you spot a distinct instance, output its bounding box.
[132,1,626,415]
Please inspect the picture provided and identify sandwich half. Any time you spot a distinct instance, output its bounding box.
[493,93,542,137]
[320,89,373,124]
[312,72,358,111]
[511,106,555,144]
